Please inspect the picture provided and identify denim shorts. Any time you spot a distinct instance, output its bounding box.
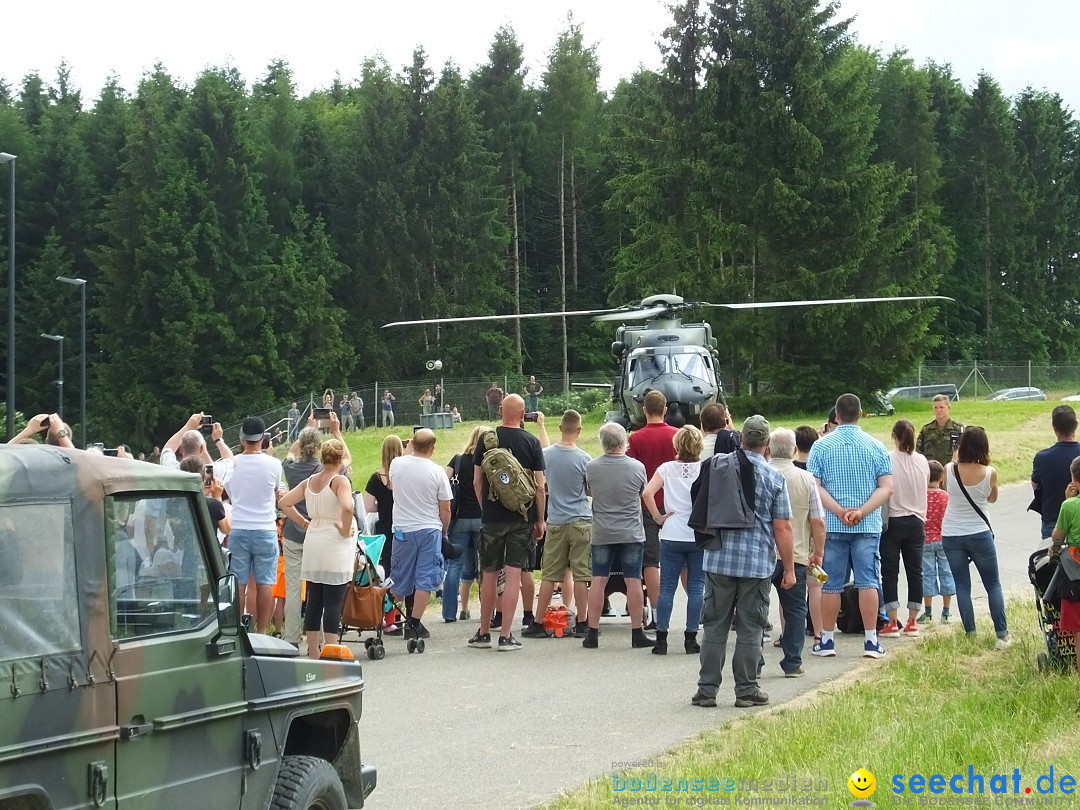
[821,532,879,593]
[389,528,444,595]
[591,542,644,580]
[229,528,279,586]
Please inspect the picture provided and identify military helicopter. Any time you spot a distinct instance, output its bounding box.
[383,293,950,430]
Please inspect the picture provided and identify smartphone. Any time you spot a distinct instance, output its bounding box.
[103,448,119,457]
[200,414,213,435]
[39,416,51,432]
[92,442,105,451]
[203,464,214,487]
[313,407,332,430]
[950,432,961,451]
[524,412,539,423]
[261,433,271,450]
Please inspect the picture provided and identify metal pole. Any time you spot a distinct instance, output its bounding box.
[917,365,922,396]
[974,359,978,401]
[1028,359,1032,390]
[374,381,378,428]
[57,337,63,417]
[79,285,86,446]
[4,156,14,439]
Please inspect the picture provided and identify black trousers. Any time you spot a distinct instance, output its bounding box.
[304,582,348,633]
[880,515,925,611]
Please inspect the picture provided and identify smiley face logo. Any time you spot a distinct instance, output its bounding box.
[847,768,876,806]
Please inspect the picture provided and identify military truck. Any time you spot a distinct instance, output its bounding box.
[0,445,376,809]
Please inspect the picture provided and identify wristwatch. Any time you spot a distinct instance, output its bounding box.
[57,429,70,438]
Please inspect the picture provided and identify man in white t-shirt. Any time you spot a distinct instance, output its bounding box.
[388,428,453,641]
[228,416,283,634]
[159,411,235,485]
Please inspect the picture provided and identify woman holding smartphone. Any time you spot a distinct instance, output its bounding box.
[279,439,356,658]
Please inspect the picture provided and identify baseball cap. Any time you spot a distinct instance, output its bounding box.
[742,414,771,444]
[240,416,266,442]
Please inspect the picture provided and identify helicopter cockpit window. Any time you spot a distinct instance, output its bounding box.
[633,354,668,381]
[670,352,709,380]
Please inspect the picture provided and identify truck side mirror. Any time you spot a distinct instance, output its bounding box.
[207,574,240,658]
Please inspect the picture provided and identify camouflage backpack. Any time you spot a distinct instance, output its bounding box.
[480,429,536,519]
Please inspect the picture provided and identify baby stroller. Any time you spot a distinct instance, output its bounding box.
[339,534,404,659]
[1028,548,1077,673]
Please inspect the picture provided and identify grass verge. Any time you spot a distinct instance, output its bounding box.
[343,399,1060,487]
[542,600,1080,809]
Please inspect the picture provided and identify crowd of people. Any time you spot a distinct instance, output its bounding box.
[9,387,1080,701]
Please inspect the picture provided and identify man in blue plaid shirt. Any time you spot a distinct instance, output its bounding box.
[807,393,894,659]
[693,415,795,709]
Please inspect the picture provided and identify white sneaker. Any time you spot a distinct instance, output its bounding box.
[994,637,1012,651]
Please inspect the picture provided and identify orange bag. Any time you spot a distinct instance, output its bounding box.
[543,605,571,638]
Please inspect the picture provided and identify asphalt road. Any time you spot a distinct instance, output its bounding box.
[354,482,1044,810]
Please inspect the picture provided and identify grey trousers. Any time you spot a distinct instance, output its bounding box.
[697,572,771,698]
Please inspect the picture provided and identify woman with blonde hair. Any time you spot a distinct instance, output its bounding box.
[363,434,404,571]
[642,425,706,655]
[443,426,491,621]
[279,439,356,658]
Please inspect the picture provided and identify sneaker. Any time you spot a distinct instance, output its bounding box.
[574,623,589,639]
[582,629,599,649]
[384,624,403,637]
[879,620,902,638]
[467,631,491,649]
[995,636,1013,651]
[444,616,457,623]
[521,622,549,639]
[772,637,783,648]
[762,632,772,645]
[497,634,523,652]
[940,612,951,623]
[734,690,770,707]
[458,610,471,621]
[690,690,717,708]
[863,639,887,659]
[917,612,933,624]
[811,638,836,657]
[644,619,657,631]
[521,614,535,632]
[783,667,806,678]
[490,611,503,629]
[415,621,430,639]
[903,620,919,637]
[601,600,613,617]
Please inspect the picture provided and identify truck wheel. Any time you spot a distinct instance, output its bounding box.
[271,755,347,810]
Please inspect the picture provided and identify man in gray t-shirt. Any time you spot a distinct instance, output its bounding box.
[581,423,655,650]
[524,410,593,638]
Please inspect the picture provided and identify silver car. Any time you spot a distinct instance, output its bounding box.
[987,387,1047,401]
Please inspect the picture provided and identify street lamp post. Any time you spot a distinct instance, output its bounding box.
[57,277,87,446]
[41,334,64,417]
[1,152,16,440]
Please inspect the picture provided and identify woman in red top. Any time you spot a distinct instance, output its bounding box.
[919,460,954,623]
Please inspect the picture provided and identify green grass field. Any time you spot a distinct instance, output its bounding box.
[342,398,1062,487]
[541,601,1080,809]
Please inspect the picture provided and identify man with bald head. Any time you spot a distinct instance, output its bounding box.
[471,393,547,651]
[389,428,454,641]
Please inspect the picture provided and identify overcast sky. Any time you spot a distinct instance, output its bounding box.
[2,0,1078,114]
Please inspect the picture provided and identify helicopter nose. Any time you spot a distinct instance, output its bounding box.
[665,402,687,428]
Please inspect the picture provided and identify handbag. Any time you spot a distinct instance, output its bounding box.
[952,464,992,534]
[341,556,389,630]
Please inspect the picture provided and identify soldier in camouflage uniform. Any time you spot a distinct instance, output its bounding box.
[916,394,963,466]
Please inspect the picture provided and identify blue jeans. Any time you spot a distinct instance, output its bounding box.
[922,542,955,597]
[657,540,705,633]
[771,561,808,673]
[442,518,481,620]
[942,530,1008,637]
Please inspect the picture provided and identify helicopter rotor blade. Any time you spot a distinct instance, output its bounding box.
[382,307,625,328]
[696,295,953,311]
[591,305,676,322]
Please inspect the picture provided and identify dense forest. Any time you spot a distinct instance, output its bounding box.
[1,0,1078,445]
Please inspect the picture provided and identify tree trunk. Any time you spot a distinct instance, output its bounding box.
[510,163,522,374]
[571,152,579,290]
[983,165,993,342]
[560,133,568,399]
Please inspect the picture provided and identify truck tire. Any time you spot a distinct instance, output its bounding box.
[271,755,347,810]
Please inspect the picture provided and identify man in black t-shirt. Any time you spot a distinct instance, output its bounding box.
[469,394,546,651]
[1032,405,1080,541]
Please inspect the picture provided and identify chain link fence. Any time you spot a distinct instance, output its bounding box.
[887,363,1080,400]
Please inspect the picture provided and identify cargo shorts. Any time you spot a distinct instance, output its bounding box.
[541,520,592,582]
[479,521,535,573]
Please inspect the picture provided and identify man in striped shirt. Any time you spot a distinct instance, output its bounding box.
[807,394,893,659]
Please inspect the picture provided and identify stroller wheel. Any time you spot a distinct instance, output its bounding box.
[366,646,377,660]
[416,639,426,654]
[374,644,386,660]
[364,638,374,649]
[407,639,417,654]
[1037,652,1049,673]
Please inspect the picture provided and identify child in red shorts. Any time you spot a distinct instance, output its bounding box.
[1051,457,1080,676]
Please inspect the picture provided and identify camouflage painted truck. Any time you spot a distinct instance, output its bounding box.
[0,445,376,809]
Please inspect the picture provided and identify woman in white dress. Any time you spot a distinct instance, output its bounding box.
[279,438,356,657]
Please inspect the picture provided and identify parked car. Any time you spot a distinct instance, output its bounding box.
[1062,393,1080,402]
[0,445,376,809]
[987,387,1047,401]
[886,384,959,401]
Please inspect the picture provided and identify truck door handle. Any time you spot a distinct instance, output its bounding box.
[120,721,154,740]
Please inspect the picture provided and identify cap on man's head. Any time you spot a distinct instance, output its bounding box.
[742,414,771,444]
[240,416,266,442]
